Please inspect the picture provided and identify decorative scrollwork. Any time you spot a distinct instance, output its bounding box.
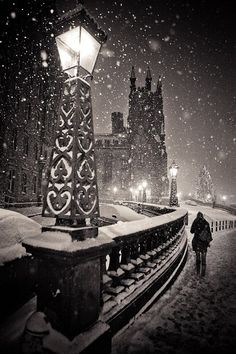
[42,77,99,221]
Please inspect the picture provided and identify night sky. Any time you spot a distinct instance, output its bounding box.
[78,0,235,200]
[1,0,235,200]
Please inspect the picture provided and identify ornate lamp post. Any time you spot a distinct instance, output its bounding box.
[42,3,107,240]
[22,4,114,348]
[169,160,179,207]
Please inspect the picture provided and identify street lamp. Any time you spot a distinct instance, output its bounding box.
[22,4,115,346]
[142,180,147,203]
[42,3,107,240]
[129,187,133,201]
[169,160,179,207]
[113,186,118,200]
[206,193,211,202]
[138,184,143,202]
[222,195,227,204]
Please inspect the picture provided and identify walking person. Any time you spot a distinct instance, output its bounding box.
[190,211,212,276]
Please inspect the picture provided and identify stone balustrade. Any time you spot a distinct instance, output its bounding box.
[98,206,188,335]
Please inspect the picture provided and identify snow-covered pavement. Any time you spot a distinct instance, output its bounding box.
[111,204,236,354]
[1,204,235,353]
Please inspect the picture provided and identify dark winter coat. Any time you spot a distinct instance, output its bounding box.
[190,213,212,252]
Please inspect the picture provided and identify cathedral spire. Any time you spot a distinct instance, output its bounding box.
[130,66,136,93]
[156,75,162,93]
[145,67,152,91]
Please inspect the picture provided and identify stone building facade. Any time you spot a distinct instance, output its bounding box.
[0,0,60,205]
[95,67,168,202]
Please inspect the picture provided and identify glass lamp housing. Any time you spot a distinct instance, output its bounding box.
[169,162,179,178]
[56,25,101,77]
[142,180,147,188]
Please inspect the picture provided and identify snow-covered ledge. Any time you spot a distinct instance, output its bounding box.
[23,229,114,253]
[23,208,187,252]
[99,208,188,239]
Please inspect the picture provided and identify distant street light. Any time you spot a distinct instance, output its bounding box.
[113,186,118,194]
[206,193,211,201]
[138,184,143,202]
[42,3,107,240]
[129,187,133,201]
[222,195,227,204]
[142,180,147,203]
[169,160,179,207]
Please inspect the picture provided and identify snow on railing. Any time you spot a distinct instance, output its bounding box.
[99,204,188,333]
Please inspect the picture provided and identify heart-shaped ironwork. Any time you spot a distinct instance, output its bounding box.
[56,132,73,152]
[47,190,71,215]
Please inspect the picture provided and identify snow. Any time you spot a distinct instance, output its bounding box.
[99,208,187,239]
[111,207,236,354]
[0,209,41,265]
[0,244,28,265]
[23,230,114,252]
[0,205,235,353]
[2,203,234,262]
[180,202,236,225]
[23,231,72,251]
[100,203,147,221]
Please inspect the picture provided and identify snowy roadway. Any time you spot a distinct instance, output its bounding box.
[111,203,236,354]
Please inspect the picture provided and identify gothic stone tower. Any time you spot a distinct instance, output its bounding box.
[128,67,168,201]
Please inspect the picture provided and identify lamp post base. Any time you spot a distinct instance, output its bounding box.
[42,225,98,240]
[22,231,114,339]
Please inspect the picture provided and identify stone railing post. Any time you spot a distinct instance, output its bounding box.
[22,234,114,354]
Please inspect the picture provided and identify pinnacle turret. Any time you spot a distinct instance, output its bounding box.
[156,75,162,92]
[145,67,152,91]
[130,66,136,93]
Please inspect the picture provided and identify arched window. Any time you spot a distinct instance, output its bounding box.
[8,170,16,192]
[36,112,41,131]
[22,172,27,193]
[12,129,17,150]
[33,176,37,194]
[23,137,29,155]
[26,103,31,121]
[34,143,38,160]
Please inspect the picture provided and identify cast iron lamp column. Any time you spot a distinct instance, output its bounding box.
[22,4,114,349]
[169,160,179,207]
[41,4,107,240]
